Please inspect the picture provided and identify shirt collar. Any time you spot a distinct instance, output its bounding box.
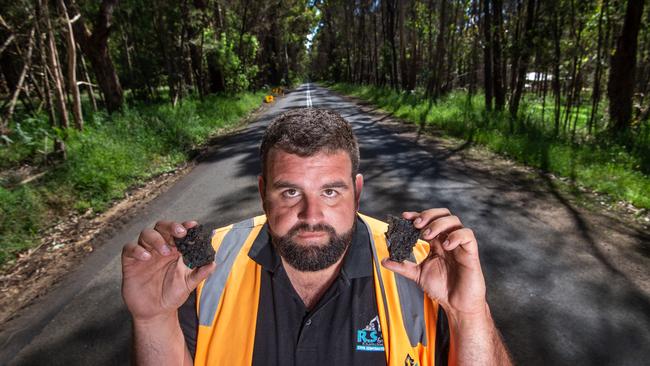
[247,215,373,279]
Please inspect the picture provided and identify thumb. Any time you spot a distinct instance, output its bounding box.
[186,261,217,290]
[381,258,420,283]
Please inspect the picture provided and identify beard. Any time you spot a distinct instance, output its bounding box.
[271,220,355,272]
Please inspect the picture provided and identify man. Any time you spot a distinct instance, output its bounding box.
[122,108,513,365]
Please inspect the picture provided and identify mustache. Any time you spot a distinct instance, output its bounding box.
[287,222,337,237]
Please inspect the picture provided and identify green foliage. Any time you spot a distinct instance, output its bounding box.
[0,186,43,264]
[0,113,56,169]
[333,83,650,209]
[0,92,264,266]
[205,31,260,91]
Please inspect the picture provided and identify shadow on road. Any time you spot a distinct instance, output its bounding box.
[5,84,649,366]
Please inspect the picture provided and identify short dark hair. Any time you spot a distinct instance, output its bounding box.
[259,108,360,179]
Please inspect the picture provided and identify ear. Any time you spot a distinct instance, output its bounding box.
[354,174,364,210]
[258,175,267,211]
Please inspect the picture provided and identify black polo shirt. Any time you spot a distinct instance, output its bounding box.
[179,216,450,365]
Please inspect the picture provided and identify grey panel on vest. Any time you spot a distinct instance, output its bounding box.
[360,217,392,334]
[395,271,428,346]
[199,217,255,326]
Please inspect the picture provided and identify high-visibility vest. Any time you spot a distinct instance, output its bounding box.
[194,213,454,365]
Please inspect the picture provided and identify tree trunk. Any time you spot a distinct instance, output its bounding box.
[206,0,225,93]
[372,7,379,85]
[483,0,494,111]
[492,0,505,111]
[68,0,123,113]
[552,1,562,135]
[428,0,447,98]
[37,0,67,157]
[57,0,83,130]
[35,9,57,127]
[588,0,608,134]
[79,50,97,111]
[469,0,480,95]
[45,0,70,130]
[607,0,645,134]
[385,0,399,89]
[509,0,536,120]
[445,0,460,93]
[1,27,35,134]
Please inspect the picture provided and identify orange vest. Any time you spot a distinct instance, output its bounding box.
[194,213,455,365]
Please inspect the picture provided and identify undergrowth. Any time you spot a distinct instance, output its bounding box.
[331,82,650,210]
[0,91,265,265]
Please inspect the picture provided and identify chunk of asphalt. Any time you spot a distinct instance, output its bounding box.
[174,225,215,269]
[385,215,421,262]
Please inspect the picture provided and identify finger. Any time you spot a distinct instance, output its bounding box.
[403,208,452,229]
[181,220,199,229]
[381,258,420,283]
[122,242,152,261]
[187,262,217,290]
[402,211,426,229]
[442,228,478,254]
[139,228,173,256]
[153,220,188,245]
[401,211,420,220]
[421,215,463,241]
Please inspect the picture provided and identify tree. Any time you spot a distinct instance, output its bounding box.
[491,0,505,111]
[483,0,494,111]
[68,0,124,113]
[509,0,537,121]
[607,0,646,134]
[57,0,83,130]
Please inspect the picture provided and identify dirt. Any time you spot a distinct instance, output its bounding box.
[0,103,270,325]
[0,164,191,324]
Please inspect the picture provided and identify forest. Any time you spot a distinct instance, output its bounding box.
[0,0,649,264]
[311,0,649,135]
[309,0,650,213]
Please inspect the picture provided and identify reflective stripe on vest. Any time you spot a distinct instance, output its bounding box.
[199,217,255,326]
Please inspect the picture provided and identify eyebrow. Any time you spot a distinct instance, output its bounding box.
[272,180,350,190]
[272,180,299,189]
[321,180,349,190]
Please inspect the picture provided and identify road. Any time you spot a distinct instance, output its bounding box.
[1,84,649,365]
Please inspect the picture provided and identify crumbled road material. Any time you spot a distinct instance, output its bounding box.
[174,225,215,268]
[386,215,421,262]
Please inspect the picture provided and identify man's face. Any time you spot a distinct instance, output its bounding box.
[258,148,364,271]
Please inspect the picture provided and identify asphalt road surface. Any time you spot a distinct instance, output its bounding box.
[1,84,649,365]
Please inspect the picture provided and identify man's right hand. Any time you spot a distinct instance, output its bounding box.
[121,220,217,322]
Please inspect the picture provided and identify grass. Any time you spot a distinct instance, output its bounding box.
[331,82,650,210]
[0,91,266,265]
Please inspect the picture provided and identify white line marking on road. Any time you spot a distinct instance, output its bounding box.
[305,83,313,107]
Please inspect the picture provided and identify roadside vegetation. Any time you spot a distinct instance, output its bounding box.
[1,0,316,267]
[0,92,265,265]
[310,0,650,211]
[332,83,650,210]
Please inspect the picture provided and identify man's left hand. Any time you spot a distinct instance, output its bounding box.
[381,208,487,316]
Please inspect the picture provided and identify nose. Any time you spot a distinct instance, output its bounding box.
[297,193,324,224]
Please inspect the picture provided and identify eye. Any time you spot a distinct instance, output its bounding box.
[282,188,299,198]
[323,189,338,198]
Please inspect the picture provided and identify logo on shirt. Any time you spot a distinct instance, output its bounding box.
[356,315,384,352]
[405,354,419,366]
